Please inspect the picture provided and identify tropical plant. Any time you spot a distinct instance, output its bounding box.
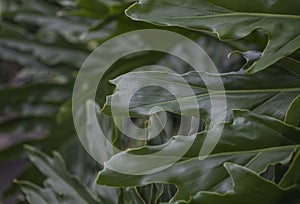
[0,0,299,204]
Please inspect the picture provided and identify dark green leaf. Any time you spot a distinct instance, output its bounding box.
[103,62,300,123]
[97,110,300,202]
[190,163,300,204]
[285,95,300,127]
[126,0,300,73]
[24,145,101,204]
[16,181,59,204]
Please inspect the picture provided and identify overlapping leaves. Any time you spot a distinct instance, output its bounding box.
[16,145,107,204]
[1,0,299,203]
[126,0,300,73]
[97,110,300,203]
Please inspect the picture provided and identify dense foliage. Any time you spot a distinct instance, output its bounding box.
[0,0,299,203]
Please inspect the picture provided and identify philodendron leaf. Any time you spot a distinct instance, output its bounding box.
[120,187,146,204]
[0,23,88,67]
[190,163,300,204]
[97,146,296,203]
[97,110,300,202]
[0,83,71,107]
[103,62,300,123]
[100,110,300,160]
[279,149,300,188]
[285,95,300,127]
[183,110,300,157]
[24,145,101,204]
[16,181,59,204]
[126,0,300,73]
[72,0,110,18]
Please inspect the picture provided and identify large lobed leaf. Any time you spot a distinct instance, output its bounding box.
[17,145,102,204]
[0,23,89,67]
[190,163,300,204]
[126,0,300,73]
[97,110,300,202]
[103,59,300,123]
[16,181,60,204]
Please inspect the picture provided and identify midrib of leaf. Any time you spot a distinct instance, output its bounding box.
[170,13,300,19]
[128,88,300,110]
[121,71,300,92]
[154,144,297,162]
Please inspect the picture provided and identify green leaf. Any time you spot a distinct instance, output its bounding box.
[120,187,146,204]
[24,145,101,204]
[97,146,296,202]
[0,83,71,107]
[0,23,89,67]
[103,62,300,123]
[0,115,75,163]
[97,51,166,106]
[0,46,48,70]
[16,181,59,204]
[97,110,300,202]
[126,0,300,73]
[0,82,72,161]
[69,0,110,19]
[0,117,54,147]
[136,184,165,204]
[285,95,300,127]
[14,13,90,43]
[190,163,300,204]
[0,46,75,83]
[279,149,300,188]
